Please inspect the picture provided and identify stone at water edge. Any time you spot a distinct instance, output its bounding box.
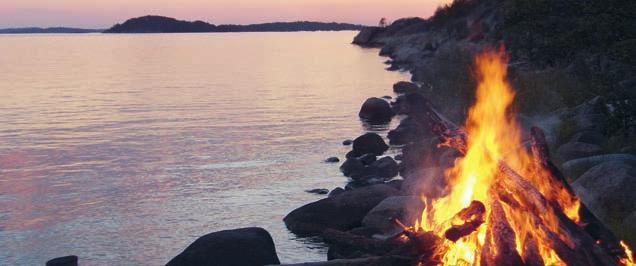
[358,97,394,123]
[340,158,365,177]
[283,184,400,236]
[362,196,425,235]
[366,156,399,179]
[342,139,353,146]
[166,227,280,266]
[351,133,389,157]
[328,187,345,197]
[46,256,78,266]
[392,81,419,94]
[306,188,329,195]
[325,157,340,163]
[358,153,377,165]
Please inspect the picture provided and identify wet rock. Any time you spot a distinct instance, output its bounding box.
[394,154,403,161]
[352,133,389,157]
[46,256,78,266]
[283,184,400,235]
[325,157,340,163]
[328,187,345,197]
[387,117,428,145]
[367,157,399,179]
[382,95,393,100]
[392,81,419,94]
[342,139,353,146]
[362,196,425,235]
[556,141,602,161]
[358,153,377,165]
[166,227,280,266]
[306,188,329,195]
[572,161,636,226]
[340,158,365,177]
[346,177,386,188]
[359,97,394,123]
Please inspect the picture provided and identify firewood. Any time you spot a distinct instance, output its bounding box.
[444,200,486,242]
[522,234,545,266]
[530,127,625,259]
[480,200,525,266]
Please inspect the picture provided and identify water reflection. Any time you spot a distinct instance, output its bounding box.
[0,32,407,265]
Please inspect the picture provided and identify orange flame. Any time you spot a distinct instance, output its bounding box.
[621,241,635,266]
[414,48,585,265]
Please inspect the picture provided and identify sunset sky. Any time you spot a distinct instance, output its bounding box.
[0,0,450,28]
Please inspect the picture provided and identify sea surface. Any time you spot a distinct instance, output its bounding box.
[0,32,407,265]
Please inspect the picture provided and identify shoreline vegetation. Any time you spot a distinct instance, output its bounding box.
[0,15,364,34]
[45,0,635,265]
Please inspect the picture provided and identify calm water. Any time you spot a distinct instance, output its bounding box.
[0,32,406,265]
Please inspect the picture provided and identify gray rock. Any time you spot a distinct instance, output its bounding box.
[306,188,329,195]
[392,81,419,94]
[280,256,412,266]
[359,97,394,123]
[358,153,377,165]
[283,184,400,235]
[342,139,353,146]
[572,161,636,226]
[367,156,399,179]
[570,130,605,145]
[166,227,280,266]
[352,133,389,157]
[325,157,340,163]
[561,154,636,179]
[556,141,602,161]
[46,256,78,266]
[328,187,345,197]
[394,154,403,161]
[340,158,365,177]
[362,196,425,235]
[401,167,446,199]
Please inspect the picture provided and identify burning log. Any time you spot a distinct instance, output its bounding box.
[444,200,486,242]
[480,200,524,266]
[522,234,545,266]
[530,127,625,259]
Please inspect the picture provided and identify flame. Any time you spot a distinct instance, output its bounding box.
[621,241,635,266]
[414,48,590,265]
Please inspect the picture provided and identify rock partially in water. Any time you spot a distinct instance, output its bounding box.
[340,158,366,177]
[367,157,399,179]
[359,97,394,123]
[325,157,340,163]
[572,161,636,227]
[283,184,400,236]
[306,188,329,195]
[328,187,345,197]
[392,81,419,94]
[166,227,280,266]
[358,153,377,165]
[342,139,353,146]
[382,95,393,100]
[352,133,389,157]
[46,256,78,266]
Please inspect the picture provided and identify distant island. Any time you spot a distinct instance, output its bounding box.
[104,15,364,33]
[0,27,102,34]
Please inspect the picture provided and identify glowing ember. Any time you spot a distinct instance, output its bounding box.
[411,48,635,265]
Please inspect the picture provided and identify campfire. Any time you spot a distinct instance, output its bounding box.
[390,48,635,266]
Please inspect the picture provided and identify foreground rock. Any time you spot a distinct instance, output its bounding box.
[351,133,389,157]
[46,256,78,266]
[358,97,394,123]
[166,227,280,266]
[572,161,636,241]
[361,196,424,235]
[284,184,400,236]
[280,256,412,266]
[392,81,419,94]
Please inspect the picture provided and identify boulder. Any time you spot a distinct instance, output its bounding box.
[340,158,365,177]
[387,117,428,145]
[328,187,345,197]
[362,196,425,235]
[367,157,399,179]
[283,184,400,235]
[352,133,389,157]
[358,153,377,165]
[401,167,446,199]
[325,157,340,163]
[166,227,280,266]
[46,256,78,266]
[556,141,602,161]
[306,188,329,195]
[570,130,605,145]
[358,97,394,123]
[572,161,636,226]
[280,256,412,266]
[392,81,419,94]
[561,154,636,179]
